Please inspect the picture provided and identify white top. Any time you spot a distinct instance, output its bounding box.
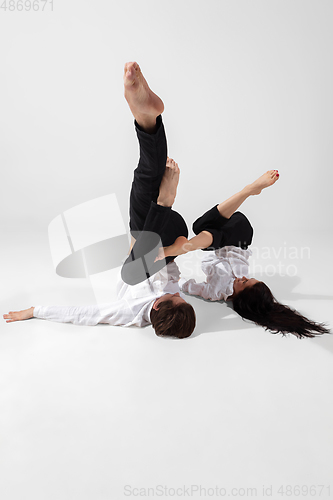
[179,246,252,301]
[33,261,185,327]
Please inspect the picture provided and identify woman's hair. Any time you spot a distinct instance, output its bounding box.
[232,282,330,339]
[150,300,196,339]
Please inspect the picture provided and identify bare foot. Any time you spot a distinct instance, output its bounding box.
[157,157,180,207]
[249,170,279,195]
[124,62,164,131]
[155,236,189,262]
[3,307,35,323]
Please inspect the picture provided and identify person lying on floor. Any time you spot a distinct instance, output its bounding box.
[155,171,331,339]
[3,62,196,339]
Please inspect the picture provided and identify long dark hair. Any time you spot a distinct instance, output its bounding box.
[232,282,330,338]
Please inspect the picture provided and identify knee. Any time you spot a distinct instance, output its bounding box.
[232,212,254,247]
[192,218,201,236]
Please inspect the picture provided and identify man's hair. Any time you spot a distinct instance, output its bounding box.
[150,300,196,339]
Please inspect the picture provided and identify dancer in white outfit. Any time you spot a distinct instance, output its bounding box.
[157,171,331,338]
[27,261,182,327]
[179,246,252,302]
[3,62,196,338]
[4,62,330,339]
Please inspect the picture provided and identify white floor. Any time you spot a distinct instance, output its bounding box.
[1,229,333,500]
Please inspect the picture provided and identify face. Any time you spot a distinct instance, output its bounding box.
[152,293,186,310]
[232,276,260,296]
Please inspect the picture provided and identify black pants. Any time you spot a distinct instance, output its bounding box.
[121,116,188,285]
[128,114,253,250]
[121,116,253,285]
[129,115,188,247]
[192,206,254,250]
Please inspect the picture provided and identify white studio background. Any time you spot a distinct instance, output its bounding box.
[1,0,333,236]
[1,3,333,500]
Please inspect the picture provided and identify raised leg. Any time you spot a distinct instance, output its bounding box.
[124,62,164,134]
[124,62,169,236]
[156,170,280,260]
[128,157,180,254]
[217,170,279,219]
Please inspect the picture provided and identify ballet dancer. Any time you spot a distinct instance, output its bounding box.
[3,62,196,339]
[156,171,331,338]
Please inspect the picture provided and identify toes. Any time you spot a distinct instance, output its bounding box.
[124,62,132,75]
[124,62,139,83]
[127,67,135,80]
[124,62,132,73]
[166,157,177,168]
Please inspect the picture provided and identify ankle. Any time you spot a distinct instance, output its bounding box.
[135,116,157,134]
[243,185,255,197]
[157,197,173,208]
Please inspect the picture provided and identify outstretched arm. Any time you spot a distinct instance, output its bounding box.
[4,302,134,327]
[4,305,103,325]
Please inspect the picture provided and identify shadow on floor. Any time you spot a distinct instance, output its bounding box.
[183,293,257,338]
[260,274,333,302]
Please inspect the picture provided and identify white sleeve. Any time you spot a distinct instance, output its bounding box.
[180,278,216,301]
[33,302,128,327]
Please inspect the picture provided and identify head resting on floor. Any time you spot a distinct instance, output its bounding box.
[150,293,196,338]
[232,281,330,339]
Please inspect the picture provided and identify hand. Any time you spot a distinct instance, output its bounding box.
[3,307,35,323]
